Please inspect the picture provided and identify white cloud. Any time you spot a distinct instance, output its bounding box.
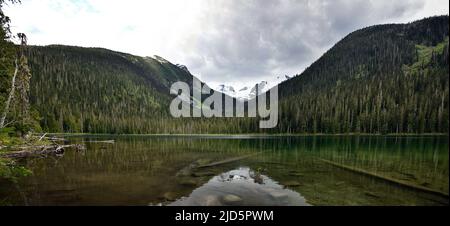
[4,0,206,59]
[3,0,449,89]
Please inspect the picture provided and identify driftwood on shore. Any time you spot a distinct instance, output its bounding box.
[38,133,48,141]
[47,137,69,142]
[0,144,86,158]
[319,158,449,198]
[31,135,68,142]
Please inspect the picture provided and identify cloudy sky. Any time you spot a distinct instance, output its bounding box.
[4,0,449,89]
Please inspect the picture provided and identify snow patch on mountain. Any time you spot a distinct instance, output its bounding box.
[216,84,237,97]
[176,64,190,74]
[152,55,169,64]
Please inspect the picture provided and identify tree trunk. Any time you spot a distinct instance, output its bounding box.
[0,58,19,128]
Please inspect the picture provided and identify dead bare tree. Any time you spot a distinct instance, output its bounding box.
[0,32,30,129]
[0,57,18,128]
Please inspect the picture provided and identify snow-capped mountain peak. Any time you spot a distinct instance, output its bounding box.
[214,75,292,100]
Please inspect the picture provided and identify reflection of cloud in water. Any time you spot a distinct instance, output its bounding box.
[169,167,310,206]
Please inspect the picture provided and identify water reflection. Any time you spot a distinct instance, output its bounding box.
[168,167,309,206]
[0,135,447,206]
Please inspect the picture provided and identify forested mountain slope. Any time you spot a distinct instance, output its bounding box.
[26,45,197,133]
[277,16,449,134]
[26,16,449,134]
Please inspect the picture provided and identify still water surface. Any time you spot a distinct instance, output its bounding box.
[0,135,448,206]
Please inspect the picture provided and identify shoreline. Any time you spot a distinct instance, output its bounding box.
[39,133,449,138]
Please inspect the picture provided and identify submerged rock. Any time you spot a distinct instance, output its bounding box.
[178,178,198,187]
[400,173,418,181]
[364,192,381,198]
[205,195,222,206]
[176,167,193,177]
[283,181,302,187]
[195,158,213,166]
[252,173,264,184]
[175,158,212,177]
[288,171,305,177]
[222,194,242,204]
[192,171,216,177]
[269,191,289,200]
[163,192,179,201]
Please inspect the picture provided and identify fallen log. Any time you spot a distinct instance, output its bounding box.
[318,158,449,199]
[31,136,68,142]
[84,140,115,144]
[176,152,260,177]
[196,153,259,168]
[47,137,68,142]
[0,144,86,158]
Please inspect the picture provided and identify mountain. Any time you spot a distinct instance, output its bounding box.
[24,16,449,134]
[26,45,202,133]
[215,75,291,100]
[275,16,449,134]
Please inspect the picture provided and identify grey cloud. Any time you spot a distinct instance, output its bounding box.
[183,0,425,85]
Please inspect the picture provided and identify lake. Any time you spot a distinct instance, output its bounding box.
[0,135,448,206]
